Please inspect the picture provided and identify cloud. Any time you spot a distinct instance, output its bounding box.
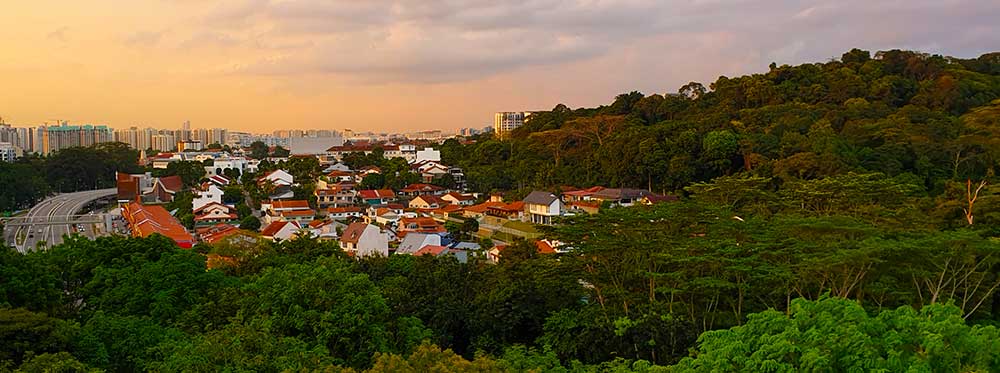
[166,0,1000,84]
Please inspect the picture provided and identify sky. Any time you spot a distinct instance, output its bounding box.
[1,0,998,134]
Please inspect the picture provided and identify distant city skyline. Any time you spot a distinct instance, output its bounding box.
[1,1,998,132]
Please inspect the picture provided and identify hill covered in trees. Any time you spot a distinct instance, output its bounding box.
[441,49,1000,197]
[3,48,1000,372]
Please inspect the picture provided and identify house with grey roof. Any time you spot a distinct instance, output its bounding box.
[523,191,565,225]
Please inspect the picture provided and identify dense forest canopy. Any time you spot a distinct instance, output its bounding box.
[440,49,1000,196]
[3,49,1000,372]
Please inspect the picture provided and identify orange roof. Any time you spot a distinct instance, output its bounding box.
[401,183,444,193]
[271,200,311,210]
[157,175,184,193]
[328,206,363,213]
[359,189,395,199]
[465,201,506,214]
[340,222,369,244]
[536,240,557,254]
[414,245,449,256]
[433,204,464,214]
[199,224,256,244]
[261,221,299,237]
[122,201,194,248]
[444,192,475,201]
[280,209,315,217]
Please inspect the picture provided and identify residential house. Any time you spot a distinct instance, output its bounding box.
[198,223,258,246]
[409,194,447,209]
[206,174,231,187]
[413,245,468,263]
[486,201,525,221]
[263,200,315,225]
[148,175,184,203]
[355,165,382,182]
[323,162,352,173]
[591,188,658,207]
[463,201,506,219]
[193,184,224,210]
[326,170,355,183]
[315,180,357,208]
[258,169,295,200]
[339,222,389,257]
[327,206,364,220]
[399,183,445,197]
[116,172,153,203]
[359,189,396,205]
[429,204,464,220]
[193,202,238,225]
[306,219,343,241]
[121,201,195,248]
[523,191,564,225]
[258,169,294,187]
[260,220,302,242]
[397,217,447,238]
[561,186,605,202]
[441,192,476,206]
[411,161,450,183]
[395,232,442,255]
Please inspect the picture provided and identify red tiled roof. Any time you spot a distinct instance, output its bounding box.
[400,183,444,193]
[271,200,311,210]
[359,189,395,199]
[465,201,506,214]
[158,175,184,193]
[279,209,315,217]
[536,240,557,254]
[122,201,194,248]
[414,245,449,256]
[340,222,369,244]
[261,221,299,237]
[328,206,363,214]
[444,192,475,201]
[412,195,447,205]
[193,202,232,214]
[562,186,605,197]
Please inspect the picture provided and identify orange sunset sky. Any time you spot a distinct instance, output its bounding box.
[1,0,997,133]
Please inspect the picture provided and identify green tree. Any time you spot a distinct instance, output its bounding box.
[249,141,269,160]
[673,297,1000,372]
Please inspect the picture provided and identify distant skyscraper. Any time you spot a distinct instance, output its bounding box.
[494,112,529,139]
[38,123,113,154]
[0,142,18,162]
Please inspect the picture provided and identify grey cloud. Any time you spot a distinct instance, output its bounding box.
[194,0,1000,84]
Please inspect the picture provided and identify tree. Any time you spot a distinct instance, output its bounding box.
[239,215,261,231]
[249,141,269,160]
[0,308,79,366]
[158,161,207,188]
[272,146,291,157]
[673,297,1000,372]
[360,173,387,190]
[239,257,428,368]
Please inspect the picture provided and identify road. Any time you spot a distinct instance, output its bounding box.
[5,188,117,253]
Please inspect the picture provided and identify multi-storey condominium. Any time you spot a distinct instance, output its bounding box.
[37,123,113,155]
[493,112,530,139]
[0,142,17,162]
[151,133,176,152]
[0,124,35,153]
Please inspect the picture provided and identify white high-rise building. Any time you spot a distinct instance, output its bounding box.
[493,112,529,139]
[0,142,18,162]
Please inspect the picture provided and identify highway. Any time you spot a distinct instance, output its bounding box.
[4,188,117,253]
